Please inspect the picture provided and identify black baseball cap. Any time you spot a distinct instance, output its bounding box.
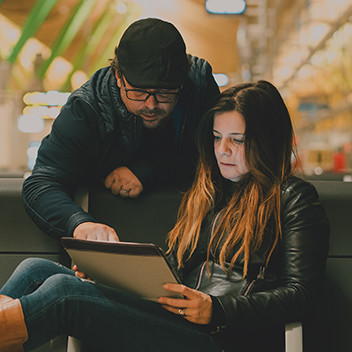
[116,18,189,89]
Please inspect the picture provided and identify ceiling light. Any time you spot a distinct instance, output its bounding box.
[213,73,229,87]
[206,0,246,15]
[17,114,44,133]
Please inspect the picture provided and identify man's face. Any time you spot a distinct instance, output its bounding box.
[115,72,180,129]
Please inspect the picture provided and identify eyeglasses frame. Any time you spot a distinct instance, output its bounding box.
[120,76,181,103]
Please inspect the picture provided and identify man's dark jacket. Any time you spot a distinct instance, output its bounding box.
[22,56,220,239]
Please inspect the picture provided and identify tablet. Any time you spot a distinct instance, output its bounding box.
[61,237,183,301]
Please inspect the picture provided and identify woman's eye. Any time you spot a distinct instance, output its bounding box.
[233,138,244,144]
[213,135,221,141]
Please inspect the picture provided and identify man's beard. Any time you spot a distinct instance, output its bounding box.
[136,107,164,116]
[137,108,168,129]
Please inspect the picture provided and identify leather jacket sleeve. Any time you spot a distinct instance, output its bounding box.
[212,178,330,330]
[22,98,99,239]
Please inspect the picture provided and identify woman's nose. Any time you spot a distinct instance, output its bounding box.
[219,139,231,155]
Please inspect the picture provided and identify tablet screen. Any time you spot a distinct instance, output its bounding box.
[61,237,183,301]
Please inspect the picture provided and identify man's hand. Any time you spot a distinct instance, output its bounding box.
[104,166,143,198]
[73,222,119,242]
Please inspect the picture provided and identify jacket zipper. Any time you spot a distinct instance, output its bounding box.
[243,279,255,296]
[194,262,207,290]
[195,211,222,290]
[243,266,266,296]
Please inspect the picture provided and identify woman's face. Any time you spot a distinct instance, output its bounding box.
[213,110,248,181]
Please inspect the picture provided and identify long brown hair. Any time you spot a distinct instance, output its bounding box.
[167,81,296,277]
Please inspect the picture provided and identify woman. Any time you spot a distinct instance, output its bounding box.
[0,81,329,352]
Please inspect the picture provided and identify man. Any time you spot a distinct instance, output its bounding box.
[22,18,220,242]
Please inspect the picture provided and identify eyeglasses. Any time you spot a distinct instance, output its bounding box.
[121,77,180,103]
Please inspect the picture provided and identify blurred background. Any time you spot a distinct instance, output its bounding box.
[0,0,351,180]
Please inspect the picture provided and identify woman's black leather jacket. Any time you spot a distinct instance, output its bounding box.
[169,176,330,351]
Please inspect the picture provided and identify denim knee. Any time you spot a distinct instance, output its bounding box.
[22,273,106,332]
[0,257,73,298]
[16,257,53,272]
[34,273,106,309]
[40,273,90,297]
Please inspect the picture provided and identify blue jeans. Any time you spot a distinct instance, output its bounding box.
[0,258,220,352]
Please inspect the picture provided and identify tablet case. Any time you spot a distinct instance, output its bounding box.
[61,237,183,301]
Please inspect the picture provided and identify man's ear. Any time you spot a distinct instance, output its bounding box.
[115,70,122,88]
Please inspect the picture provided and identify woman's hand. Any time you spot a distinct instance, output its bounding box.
[158,283,212,325]
[72,264,87,279]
